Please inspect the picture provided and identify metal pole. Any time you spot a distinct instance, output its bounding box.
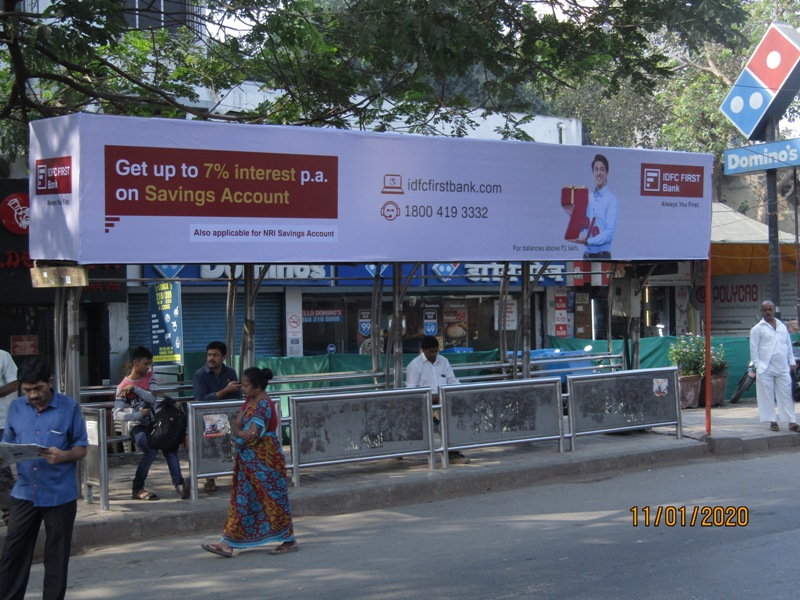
[606,264,614,352]
[392,263,404,389]
[499,263,512,377]
[241,265,256,370]
[226,264,238,374]
[705,255,712,437]
[370,269,384,378]
[53,287,64,393]
[521,261,531,379]
[794,167,799,323]
[66,287,81,401]
[766,116,782,318]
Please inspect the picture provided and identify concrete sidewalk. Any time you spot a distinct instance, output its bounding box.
[4,397,800,557]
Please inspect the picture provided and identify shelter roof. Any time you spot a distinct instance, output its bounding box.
[711,202,795,244]
[710,202,797,275]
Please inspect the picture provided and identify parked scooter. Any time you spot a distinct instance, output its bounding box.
[729,342,800,403]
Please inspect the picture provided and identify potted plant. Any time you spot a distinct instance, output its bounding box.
[668,336,705,409]
[701,345,729,407]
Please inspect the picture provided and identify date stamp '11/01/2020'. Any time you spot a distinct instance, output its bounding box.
[630,505,749,527]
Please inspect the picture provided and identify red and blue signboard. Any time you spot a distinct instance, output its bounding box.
[721,23,800,141]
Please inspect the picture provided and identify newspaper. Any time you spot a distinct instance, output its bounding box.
[0,442,47,466]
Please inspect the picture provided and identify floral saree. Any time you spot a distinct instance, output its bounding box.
[221,397,294,548]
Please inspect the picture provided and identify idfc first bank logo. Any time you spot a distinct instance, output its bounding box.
[640,163,704,198]
[35,156,73,195]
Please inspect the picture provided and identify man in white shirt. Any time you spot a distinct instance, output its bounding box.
[405,336,469,464]
[0,348,19,526]
[749,300,799,432]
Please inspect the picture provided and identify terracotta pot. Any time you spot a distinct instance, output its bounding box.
[699,374,728,407]
[678,374,702,409]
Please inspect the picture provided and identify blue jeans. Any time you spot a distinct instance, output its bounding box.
[130,425,184,491]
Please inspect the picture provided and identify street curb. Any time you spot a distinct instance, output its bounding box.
[280,443,713,517]
[706,432,800,455]
[6,427,797,559]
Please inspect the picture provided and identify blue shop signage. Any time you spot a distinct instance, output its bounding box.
[143,264,332,285]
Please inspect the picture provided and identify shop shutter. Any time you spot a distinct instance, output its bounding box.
[128,292,283,357]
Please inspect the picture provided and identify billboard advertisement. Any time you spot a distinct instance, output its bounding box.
[29,114,712,264]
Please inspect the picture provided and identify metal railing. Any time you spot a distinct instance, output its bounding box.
[76,351,625,507]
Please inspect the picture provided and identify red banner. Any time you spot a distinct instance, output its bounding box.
[640,163,704,198]
[104,146,338,219]
[35,157,73,195]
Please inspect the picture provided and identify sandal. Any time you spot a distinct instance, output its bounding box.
[201,543,233,558]
[269,541,299,555]
[203,479,217,492]
[789,423,800,432]
[132,489,159,501]
[770,422,780,432]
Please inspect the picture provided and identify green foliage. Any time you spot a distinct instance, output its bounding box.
[552,0,798,161]
[0,0,751,157]
[711,345,729,376]
[669,336,706,376]
[668,336,728,376]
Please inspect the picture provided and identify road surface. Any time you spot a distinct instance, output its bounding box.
[23,451,800,599]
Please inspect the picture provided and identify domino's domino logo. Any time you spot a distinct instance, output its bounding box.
[720,24,800,141]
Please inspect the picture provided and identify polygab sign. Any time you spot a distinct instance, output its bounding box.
[29,113,712,264]
[720,23,800,141]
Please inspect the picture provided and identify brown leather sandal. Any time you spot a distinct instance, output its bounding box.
[132,489,159,500]
[269,541,299,555]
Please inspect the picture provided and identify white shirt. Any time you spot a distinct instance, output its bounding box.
[405,353,459,394]
[0,349,19,429]
[750,318,794,376]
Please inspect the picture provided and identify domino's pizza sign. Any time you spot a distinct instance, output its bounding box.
[721,23,800,141]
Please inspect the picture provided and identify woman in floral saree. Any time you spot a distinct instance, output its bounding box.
[201,367,298,557]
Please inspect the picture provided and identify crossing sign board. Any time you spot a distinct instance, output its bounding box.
[720,23,800,141]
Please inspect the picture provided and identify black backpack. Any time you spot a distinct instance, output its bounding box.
[147,396,187,451]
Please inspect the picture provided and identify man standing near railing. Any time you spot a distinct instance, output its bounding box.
[749,300,799,433]
[192,341,243,492]
[405,335,469,464]
[0,356,88,600]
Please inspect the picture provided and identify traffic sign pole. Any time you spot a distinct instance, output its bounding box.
[766,116,782,318]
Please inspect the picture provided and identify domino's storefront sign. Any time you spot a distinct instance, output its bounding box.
[721,23,800,141]
[724,139,800,175]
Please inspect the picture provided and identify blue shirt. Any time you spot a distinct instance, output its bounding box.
[192,364,242,402]
[581,185,619,254]
[2,392,89,506]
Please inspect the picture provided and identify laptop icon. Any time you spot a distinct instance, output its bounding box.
[382,174,404,194]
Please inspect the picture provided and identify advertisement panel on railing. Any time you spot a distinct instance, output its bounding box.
[29,114,712,265]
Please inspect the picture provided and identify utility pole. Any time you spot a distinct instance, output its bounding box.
[795,167,800,323]
[766,116,782,319]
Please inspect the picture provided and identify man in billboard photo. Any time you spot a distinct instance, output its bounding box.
[192,341,243,492]
[568,153,619,259]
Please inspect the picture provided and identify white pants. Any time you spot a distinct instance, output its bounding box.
[756,369,796,424]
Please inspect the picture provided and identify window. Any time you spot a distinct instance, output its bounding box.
[122,0,201,34]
